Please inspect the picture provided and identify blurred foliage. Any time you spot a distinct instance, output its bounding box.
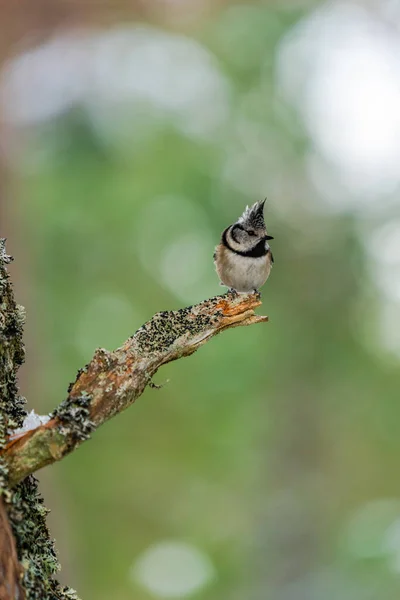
[2,2,400,600]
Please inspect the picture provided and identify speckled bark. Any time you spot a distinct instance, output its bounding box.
[0,239,80,600]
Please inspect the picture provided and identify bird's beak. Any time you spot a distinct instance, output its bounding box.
[265,235,274,240]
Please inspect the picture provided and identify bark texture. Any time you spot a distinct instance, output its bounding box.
[0,238,79,599]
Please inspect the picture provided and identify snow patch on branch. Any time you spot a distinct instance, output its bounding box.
[10,410,50,438]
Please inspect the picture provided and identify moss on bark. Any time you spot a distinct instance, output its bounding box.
[0,238,80,600]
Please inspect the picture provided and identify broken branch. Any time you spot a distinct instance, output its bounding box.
[3,291,267,487]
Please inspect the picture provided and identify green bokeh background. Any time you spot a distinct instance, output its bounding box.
[2,2,400,599]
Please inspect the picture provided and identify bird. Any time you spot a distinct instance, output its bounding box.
[214,199,274,293]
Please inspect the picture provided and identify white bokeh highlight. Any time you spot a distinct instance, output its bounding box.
[134,195,216,303]
[368,220,400,303]
[0,26,230,145]
[377,301,400,358]
[75,293,140,359]
[345,498,400,560]
[131,540,216,598]
[160,233,213,304]
[0,33,88,125]
[362,220,400,357]
[276,1,400,201]
[347,502,400,574]
[383,517,400,574]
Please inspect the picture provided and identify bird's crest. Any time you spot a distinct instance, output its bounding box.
[238,199,266,229]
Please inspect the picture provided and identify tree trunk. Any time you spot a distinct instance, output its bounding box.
[1,238,78,599]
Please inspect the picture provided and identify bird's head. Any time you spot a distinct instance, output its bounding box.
[226,199,273,252]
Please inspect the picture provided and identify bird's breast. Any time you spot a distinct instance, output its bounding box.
[215,245,272,292]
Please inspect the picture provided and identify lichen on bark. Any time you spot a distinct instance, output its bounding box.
[0,238,80,600]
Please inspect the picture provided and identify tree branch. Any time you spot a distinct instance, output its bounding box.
[3,292,267,487]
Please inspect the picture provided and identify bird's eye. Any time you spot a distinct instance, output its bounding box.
[247,230,255,236]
